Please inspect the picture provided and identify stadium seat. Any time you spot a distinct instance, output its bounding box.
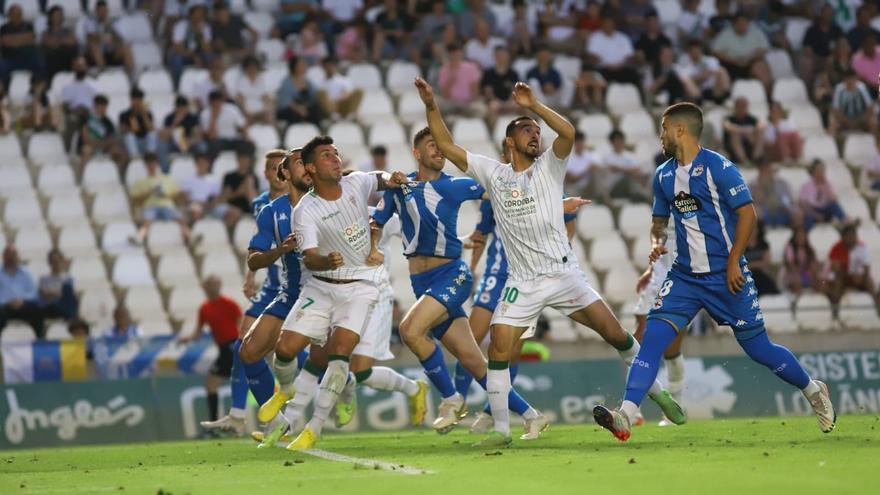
[243,11,274,39]
[368,120,407,146]
[543,309,578,342]
[765,228,790,265]
[356,89,394,125]
[606,84,642,116]
[576,114,614,143]
[256,39,286,64]
[305,64,326,87]
[58,224,98,258]
[9,70,31,107]
[132,41,164,73]
[101,221,141,254]
[211,151,238,179]
[840,196,871,223]
[3,194,43,227]
[397,90,427,125]
[730,79,767,111]
[452,118,491,144]
[154,250,198,290]
[46,193,88,228]
[200,249,241,278]
[629,234,652,270]
[124,158,147,190]
[82,157,122,194]
[386,61,421,96]
[576,204,614,240]
[765,49,794,79]
[787,105,825,137]
[777,167,810,193]
[511,57,535,80]
[36,164,76,193]
[785,17,811,51]
[263,64,289,93]
[0,165,32,195]
[588,234,630,272]
[112,252,155,288]
[249,124,281,156]
[179,68,209,100]
[617,204,653,240]
[116,12,153,43]
[759,294,797,334]
[802,135,840,163]
[554,55,582,81]
[45,321,71,341]
[146,222,186,251]
[48,71,75,105]
[167,155,196,185]
[655,0,682,26]
[795,293,835,332]
[147,93,176,125]
[91,187,132,225]
[603,264,640,305]
[808,224,838,259]
[619,110,657,140]
[838,292,880,331]
[190,218,227,254]
[230,216,256,254]
[327,121,364,147]
[284,123,321,149]
[771,77,808,105]
[14,224,52,256]
[0,323,37,343]
[138,317,173,337]
[0,133,24,163]
[70,255,109,285]
[47,0,83,20]
[79,285,116,326]
[107,94,131,126]
[347,63,383,91]
[124,285,165,321]
[87,0,124,16]
[168,285,207,321]
[94,69,130,97]
[842,133,876,168]
[27,132,67,166]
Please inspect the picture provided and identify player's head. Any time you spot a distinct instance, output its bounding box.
[202,274,222,300]
[412,126,445,171]
[236,142,255,171]
[840,221,860,249]
[500,139,511,163]
[808,159,826,180]
[3,244,19,268]
[660,102,703,158]
[263,149,288,192]
[278,147,312,192]
[504,116,541,160]
[143,152,160,174]
[302,135,342,183]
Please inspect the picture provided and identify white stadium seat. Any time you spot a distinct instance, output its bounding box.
[79,285,116,326]
[93,69,130,97]
[785,17,811,51]
[156,250,199,289]
[839,292,880,331]
[192,218,230,255]
[511,57,535,80]
[233,216,257,254]
[257,39,286,64]
[124,286,165,321]
[116,12,153,43]
[47,0,83,19]
[554,55,582,81]
[138,317,173,337]
[576,204,614,240]
[179,68,209,100]
[765,228,790,265]
[112,252,155,288]
[169,155,197,185]
[356,89,394,125]
[37,165,76,192]
[765,49,795,79]
[1,323,37,343]
[617,204,653,240]
[243,11,274,39]
[802,135,840,163]
[101,221,140,254]
[82,157,121,193]
[606,84,642,116]
[777,167,810,194]
[168,285,207,321]
[840,196,871,223]
[328,121,364,147]
[630,234,652,270]
[368,120,407,146]
[577,114,614,143]
[452,118,491,144]
[771,77,808,105]
[124,158,147,190]
[386,61,421,96]
[27,132,67,166]
[808,224,838,259]
[759,294,797,334]
[730,79,768,112]
[397,90,427,125]
[70,256,109,285]
[8,70,31,106]
[58,224,98,257]
[146,222,186,251]
[284,123,321,149]
[588,233,630,272]
[14,224,52,256]
[603,264,640,305]
[45,321,72,341]
[249,124,281,156]
[46,193,88,228]
[3,194,43,227]
[91,187,132,225]
[347,63,383,90]
[795,294,834,332]
[619,110,657,140]
[0,132,24,161]
[843,133,876,168]
[0,165,32,194]
[200,249,241,277]
[211,151,238,179]
[787,105,825,137]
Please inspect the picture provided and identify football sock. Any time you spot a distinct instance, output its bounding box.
[481,364,521,414]
[296,350,309,370]
[281,362,321,428]
[338,372,356,405]
[736,328,811,389]
[510,363,520,383]
[802,380,821,396]
[623,320,678,406]
[307,355,349,436]
[454,362,473,398]
[618,331,665,396]
[420,343,456,398]
[243,357,275,405]
[230,339,248,413]
[486,360,512,437]
[357,366,420,396]
[207,392,218,421]
[272,353,299,397]
[476,374,531,416]
[665,353,685,400]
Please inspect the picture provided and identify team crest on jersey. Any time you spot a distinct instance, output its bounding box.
[652,297,663,310]
[293,231,304,251]
[692,164,704,177]
[673,191,701,219]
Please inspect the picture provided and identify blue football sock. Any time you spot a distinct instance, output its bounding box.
[296,350,309,370]
[509,363,519,383]
[454,362,473,398]
[476,375,530,415]
[420,344,456,398]
[230,340,248,410]
[737,328,810,389]
[242,358,275,405]
[623,319,678,406]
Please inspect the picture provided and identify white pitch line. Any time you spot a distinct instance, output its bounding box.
[301,448,434,475]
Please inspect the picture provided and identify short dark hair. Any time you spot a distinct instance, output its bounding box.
[371,145,387,156]
[608,129,624,141]
[412,127,432,148]
[94,94,109,105]
[236,140,256,157]
[242,55,259,70]
[505,116,537,137]
[446,42,462,52]
[143,152,159,164]
[733,10,749,21]
[96,0,107,7]
[686,39,702,50]
[287,55,300,73]
[277,147,302,181]
[130,86,145,99]
[194,151,211,162]
[208,90,224,102]
[302,135,335,165]
[574,130,585,141]
[174,95,188,107]
[662,102,703,138]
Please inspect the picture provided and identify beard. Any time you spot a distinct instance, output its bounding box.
[661,139,677,158]
[292,177,311,192]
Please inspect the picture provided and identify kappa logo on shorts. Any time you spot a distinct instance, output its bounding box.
[755,312,764,321]
[448,287,457,295]
[735,320,746,327]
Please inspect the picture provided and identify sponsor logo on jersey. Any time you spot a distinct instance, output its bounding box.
[343,222,369,250]
[692,164,704,177]
[673,191,701,219]
[729,183,748,197]
[321,210,340,221]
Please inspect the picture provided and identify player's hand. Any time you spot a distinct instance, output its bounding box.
[279,233,298,253]
[512,82,538,109]
[636,268,653,294]
[327,251,344,269]
[562,196,591,214]
[414,77,435,106]
[727,260,745,294]
[366,248,385,266]
[242,277,257,299]
[463,230,486,249]
[177,335,194,344]
[387,170,409,188]
[648,245,668,264]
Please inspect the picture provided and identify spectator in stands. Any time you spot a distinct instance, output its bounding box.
[723,97,764,166]
[708,0,734,36]
[168,4,214,86]
[276,56,321,126]
[178,275,241,424]
[574,64,607,113]
[184,152,235,227]
[201,90,250,158]
[763,102,803,164]
[0,81,9,134]
[360,145,388,173]
[586,17,640,87]
[526,45,565,108]
[636,13,672,69]
[0,4,43,86]
[465,18,505,70]
[38,249,78,321]
[676,39,731,105]
[677,0,709,42]
[335,18,369,64]
[120,87,159,160]
[826,221,877,307]
[62,56,96,141]
[481,46,519,123]
[291,17,329,65]
[68,319,90,341]
[829,69,877,137]
[456,0,496,40]
[130,153,192,245]
[848,6,880,55]
[22,75,53,131]
[852,33,880,90]
[317,57,363,120]
[800,159,847,229]
[867,135,880,192]
[104,305,138,339]
[750,160,800,228]
[537,0,581,54]
[210,0,254,63]
[648,45,694,105]
[159,95,204,172]
[222,147,259,217]
[84,0,135,76]
[417,1,454,50]
[711,11,772,94]
[783,226,822,295]
[800,3,842,86]
[196,57,228,111]
[0,245,44,339]
[756,1,789,51]
[601,129,649,204]
[273,0,318,40]
[564,131,602,198]
[321,0,363,32]
[437,43,484,116]
[372,0,415,61]
[744,221,780,295]
[619,0,658,39]
[234,56,274,124]
[506,0,536,56]
[78,94,128,171]
[577,0,602,34]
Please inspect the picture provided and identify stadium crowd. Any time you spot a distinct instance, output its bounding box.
[1,0,879,342]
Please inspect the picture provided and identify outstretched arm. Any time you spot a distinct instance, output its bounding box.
[512,82,575,159]
[415,77,468,171]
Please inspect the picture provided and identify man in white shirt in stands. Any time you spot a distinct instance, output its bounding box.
[563,130,602,198]
[464,18,506,69]
[199,90,250,157]
[317,57,363,120]
[599,129,650,203]
[676,39,731,105]
[586,17,641,87]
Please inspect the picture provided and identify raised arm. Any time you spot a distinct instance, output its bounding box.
[512,82,575,159]
[414,77,468,171]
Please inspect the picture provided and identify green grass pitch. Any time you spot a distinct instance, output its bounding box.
[2,415,877,495]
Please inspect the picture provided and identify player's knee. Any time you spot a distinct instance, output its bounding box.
[487,339,512,361]
[398,317,422,346]
[238,340,258,364]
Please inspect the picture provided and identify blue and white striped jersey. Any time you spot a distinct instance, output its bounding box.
[373,172,485,259]
[252,191,281,291]
[652,148,753,274]
[250,194,302,299]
